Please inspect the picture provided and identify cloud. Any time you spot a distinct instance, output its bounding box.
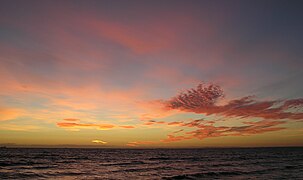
[119,125,135,129]
[172,129,184,134]
[166,83,303,121]
[57,120,136,131]
[134,82,303,143]
[63,118,79,122]
[127,118,287,144]
[168,121,184,126]
[92,140,107,144]
[160,119,287,142]
[186,120,286,140]
[0,107,25,121]
[143,120,166,126]
[57,122,115,130]
[0,124,40,131]
[126,141,155,147]
[167,83,224,109]
[161,135,192,143]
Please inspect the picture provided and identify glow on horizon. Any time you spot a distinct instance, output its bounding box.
[0,0,302,148]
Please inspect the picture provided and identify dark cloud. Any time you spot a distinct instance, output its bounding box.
[172,129,184,134]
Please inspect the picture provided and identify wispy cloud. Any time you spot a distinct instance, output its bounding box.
[0,107,25,121]
[57,122,115,130]
[119,125,135,129]
[155,119,287,143]
[63,118,79,122]
[126,141,155,147]
[0,124,41,131]
[57,119,135,131]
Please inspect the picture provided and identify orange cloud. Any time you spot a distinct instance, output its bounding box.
[119,125,135,129]
[161,135,193,143]
[57,122,115,130]
[168,121,184,126]
[143,122,155,126]
[63,118,79,122]
[126,141,155,147]
[57,120,136,131]
[0,107,25,121]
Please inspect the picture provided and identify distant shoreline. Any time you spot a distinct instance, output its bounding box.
[1,146,302,149]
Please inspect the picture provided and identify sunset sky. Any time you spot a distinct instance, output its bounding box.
[0,0,302,148]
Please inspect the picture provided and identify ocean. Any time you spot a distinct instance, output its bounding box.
[0,147,302,179]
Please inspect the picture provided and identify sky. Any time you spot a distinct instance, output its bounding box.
[0,0,302,148]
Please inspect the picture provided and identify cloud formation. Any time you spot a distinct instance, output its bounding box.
[184,119,286,140]
[166,83,303,121]
[131,83,303,145]
[168,83,224,109]
[139,118,287,143]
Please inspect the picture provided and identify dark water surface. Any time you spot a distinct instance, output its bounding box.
[0,147,302,179]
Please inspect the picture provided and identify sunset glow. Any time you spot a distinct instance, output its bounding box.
[0,0,302,148]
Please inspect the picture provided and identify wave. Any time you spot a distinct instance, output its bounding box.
[149,157,171,161]
[101,160,147,166]
[1,148,302,179]
[112,166,174,173]
[0,161,43,167]
[162,171,244,179]
[0,172,46,179]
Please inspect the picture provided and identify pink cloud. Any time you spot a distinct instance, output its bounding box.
[138,83,303,143]
[166,83,303,121]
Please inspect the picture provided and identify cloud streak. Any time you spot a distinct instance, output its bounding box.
[0,107,25,121]
[160,119,287,143]
[126,141,155,147]
[57,122,115,130]
[57,119,135,131]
